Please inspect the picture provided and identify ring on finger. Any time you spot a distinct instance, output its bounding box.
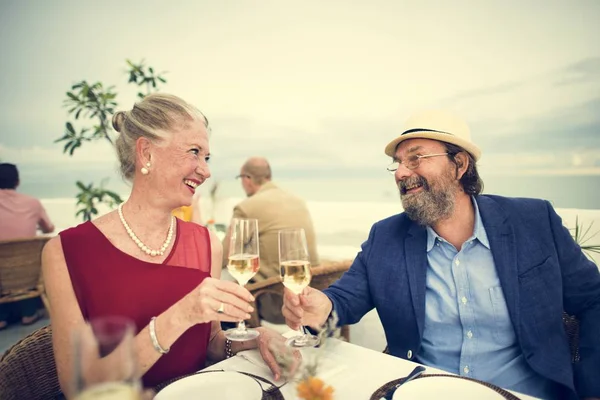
[217,302,225,314]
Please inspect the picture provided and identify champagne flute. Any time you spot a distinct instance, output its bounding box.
[225,218,261,341]
[73,316,141,400]
[279,228,319,347]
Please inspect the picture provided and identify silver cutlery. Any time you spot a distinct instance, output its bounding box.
[379,365,426,400]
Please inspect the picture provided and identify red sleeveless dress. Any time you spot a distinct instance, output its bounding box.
[60,219,212,388]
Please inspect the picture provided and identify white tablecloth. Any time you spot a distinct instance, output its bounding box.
[204,337,540,399]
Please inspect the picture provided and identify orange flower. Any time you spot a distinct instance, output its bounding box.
[296,376,334,400]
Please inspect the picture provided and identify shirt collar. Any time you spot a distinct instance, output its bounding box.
[425,196,490,252]
[255,181,277,195]
[426,225,440,252]
[472,197,490,249]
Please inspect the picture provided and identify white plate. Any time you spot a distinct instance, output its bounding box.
[155,371,263,400]
[393,376,505,400]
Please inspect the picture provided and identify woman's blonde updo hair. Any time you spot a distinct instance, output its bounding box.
[112,93,209,180]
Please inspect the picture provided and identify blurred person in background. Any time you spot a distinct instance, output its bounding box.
[172,190,202,223]
[223,157,319,325]
[0,162,54,329]
[0,163,55,241]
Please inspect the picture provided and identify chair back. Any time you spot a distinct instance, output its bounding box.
[246,260,352,340]
[0,237,50,303]
[0,325,62,400]
[307,261,352,291]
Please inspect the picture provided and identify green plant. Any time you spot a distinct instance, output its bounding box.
[56,60,167,221]
[57,81,117,153]
[572,216,600,262]
[75,180,122,222]
[126,59,167,100]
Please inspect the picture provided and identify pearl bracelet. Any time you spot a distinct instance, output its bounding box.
[149,316,170,355]
[225,338,233,359]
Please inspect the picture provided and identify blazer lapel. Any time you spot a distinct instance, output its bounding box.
[405,222,428,338]
[476,196,521,339]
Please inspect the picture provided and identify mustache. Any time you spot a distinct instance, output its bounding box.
[398,176,429,195]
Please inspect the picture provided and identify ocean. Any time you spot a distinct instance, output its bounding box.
[18,168,600,208]
[14,160,600,261]
[35,173,600,264]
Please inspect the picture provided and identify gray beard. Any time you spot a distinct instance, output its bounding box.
[400,183,456,226]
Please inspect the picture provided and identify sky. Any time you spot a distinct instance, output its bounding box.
[1,0,599,200]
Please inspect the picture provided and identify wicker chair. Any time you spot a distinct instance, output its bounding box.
[245,259,352,341]
[0,325,62,400]
[0,236,51,311]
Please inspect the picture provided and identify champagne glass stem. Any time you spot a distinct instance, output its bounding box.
[236,320,247,333]
[294,326,309,346]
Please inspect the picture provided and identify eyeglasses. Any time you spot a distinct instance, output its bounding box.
[236,174,252,179]
[386,153,449,173]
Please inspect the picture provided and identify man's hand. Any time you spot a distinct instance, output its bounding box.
[281,286,332,330]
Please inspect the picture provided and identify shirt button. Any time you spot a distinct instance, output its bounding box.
[455,259,460,266]
[467,330,473,339]
[463,366,470,374]
[407,350,413,359]
[436,243,440,247]
[461,296,468,304]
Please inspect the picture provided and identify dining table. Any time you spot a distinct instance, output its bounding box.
[172,333,543,400]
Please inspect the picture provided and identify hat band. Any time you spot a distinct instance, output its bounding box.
[401,128,454,136]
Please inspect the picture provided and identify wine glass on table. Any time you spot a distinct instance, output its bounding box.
[224,218,261,341]
[279,228,319,347]
[72,316,140,400]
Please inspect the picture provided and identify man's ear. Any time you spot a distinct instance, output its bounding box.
[455,152,469,180]
[135,137,153,167]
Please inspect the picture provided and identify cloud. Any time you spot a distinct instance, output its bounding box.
[444,81,525,102]
[439,57,600,126]
[0,140,119,166]
[469,96,600,153]
[480,148,600,174]
[554,57,600,86]
[2,1,600,191]
[445,57,600,104]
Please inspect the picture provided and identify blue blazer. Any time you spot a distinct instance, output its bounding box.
[324,195,600,398]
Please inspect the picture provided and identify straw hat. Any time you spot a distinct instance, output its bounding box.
[384,110,481,161]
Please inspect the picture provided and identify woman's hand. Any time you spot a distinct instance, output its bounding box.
[177,277,255,327]
[254,327,302,381]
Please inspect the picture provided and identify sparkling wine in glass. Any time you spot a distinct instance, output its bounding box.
[73,317,141,400]
[225,218,261,341]
[279,228,319,347]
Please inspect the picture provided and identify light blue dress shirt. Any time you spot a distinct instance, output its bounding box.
[416,199,560,399]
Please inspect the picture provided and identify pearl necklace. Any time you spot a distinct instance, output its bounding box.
[118,203,175,257]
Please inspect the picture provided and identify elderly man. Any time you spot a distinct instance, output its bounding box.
[282,110,600,399]
[224,157,319,324]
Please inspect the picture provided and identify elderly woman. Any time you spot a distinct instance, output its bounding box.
[42,94,287,395]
